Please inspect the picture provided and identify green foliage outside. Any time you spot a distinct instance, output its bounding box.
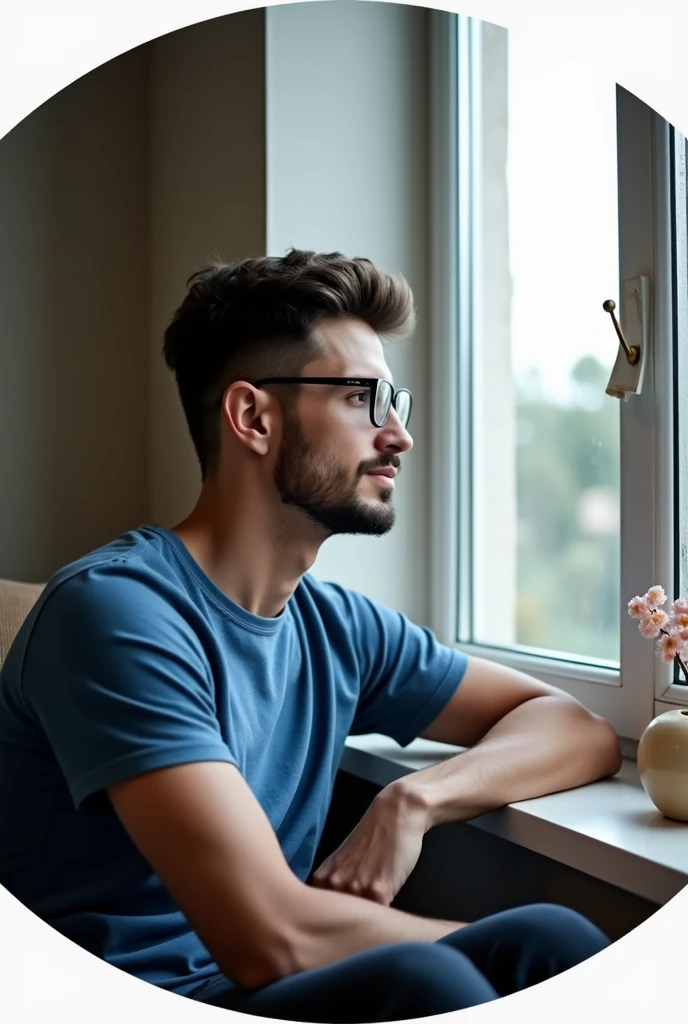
[515,355,620,662]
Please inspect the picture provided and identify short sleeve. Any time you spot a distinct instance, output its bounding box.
[21,560,236,808]
[332,586,469,747]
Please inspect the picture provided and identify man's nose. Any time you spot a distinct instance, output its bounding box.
[375,409,414,453]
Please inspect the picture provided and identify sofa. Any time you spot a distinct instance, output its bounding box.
[0,579,45,668]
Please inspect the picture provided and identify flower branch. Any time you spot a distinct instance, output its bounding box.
[628,585,688,683]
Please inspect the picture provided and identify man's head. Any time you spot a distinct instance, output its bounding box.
[163,249,416,537]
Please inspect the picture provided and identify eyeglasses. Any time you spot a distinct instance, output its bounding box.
[252,377,413,429]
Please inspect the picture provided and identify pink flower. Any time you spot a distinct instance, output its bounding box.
[657,632,685,663]
[639,609,669,638]
[669,612,688,631]
[628,588,688,682]
[644,585,667,609]
[628,596,650,619]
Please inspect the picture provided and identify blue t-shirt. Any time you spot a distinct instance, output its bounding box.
[0,525,467,998]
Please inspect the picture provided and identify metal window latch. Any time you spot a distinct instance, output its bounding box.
[602,298,640,365]
[602,276,649,401]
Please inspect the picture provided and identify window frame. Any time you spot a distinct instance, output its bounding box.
[428,11,685,743]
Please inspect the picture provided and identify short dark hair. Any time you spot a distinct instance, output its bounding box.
[162,248,416,478]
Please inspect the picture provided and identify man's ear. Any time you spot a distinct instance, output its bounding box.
[220,383,279,456]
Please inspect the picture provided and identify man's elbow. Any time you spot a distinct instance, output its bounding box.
[580,705,623,779]
[210,901,306,991]
[231,927,303,990]
[233,951,293,991]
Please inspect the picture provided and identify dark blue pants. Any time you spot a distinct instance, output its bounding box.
[196,903,610,1022]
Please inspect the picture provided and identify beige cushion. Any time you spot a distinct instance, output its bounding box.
[0,579,45,669]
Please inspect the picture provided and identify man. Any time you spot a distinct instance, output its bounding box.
[0,249,621,1021]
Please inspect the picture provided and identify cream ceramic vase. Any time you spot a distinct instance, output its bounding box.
[637,709,688,821]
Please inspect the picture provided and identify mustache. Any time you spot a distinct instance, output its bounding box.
[357,456,402,479]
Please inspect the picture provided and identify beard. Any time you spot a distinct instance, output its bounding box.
[273,410,398,537]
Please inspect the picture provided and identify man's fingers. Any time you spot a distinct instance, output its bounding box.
[362,880,390,904]
[311,869,334,888]
[314,872,392,904]
[312,865,388,902]
[313,868,345,890]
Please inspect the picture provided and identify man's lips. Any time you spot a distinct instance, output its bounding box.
[366,467,397,487]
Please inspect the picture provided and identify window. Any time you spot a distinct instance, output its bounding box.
[429,12,686,741]
[674,131,688,619]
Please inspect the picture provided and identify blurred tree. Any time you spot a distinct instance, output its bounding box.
[514,355,620,661]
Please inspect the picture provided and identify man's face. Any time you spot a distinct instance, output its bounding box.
[272,318,414,536]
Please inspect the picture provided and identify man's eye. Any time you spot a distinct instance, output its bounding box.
[348,392,370,405]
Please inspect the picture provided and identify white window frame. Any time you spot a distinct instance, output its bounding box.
[428,11,685,743]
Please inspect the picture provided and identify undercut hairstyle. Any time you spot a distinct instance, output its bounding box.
[162,248,416,479]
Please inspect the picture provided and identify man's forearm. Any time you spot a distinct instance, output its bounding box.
[272,884,464,983]
[398,695,622,830]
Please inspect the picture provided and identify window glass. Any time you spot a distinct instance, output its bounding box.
[467,23,620,664]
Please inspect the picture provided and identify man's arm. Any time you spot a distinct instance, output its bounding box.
[412,655,622,823]
[108,761,465,991]
[312,657,621,903]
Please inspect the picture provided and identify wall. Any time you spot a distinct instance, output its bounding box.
[266,0,431,626]
[474,22,517,644]
[147,11,266,525]
[0,47,150,581]
[0,11,266,580]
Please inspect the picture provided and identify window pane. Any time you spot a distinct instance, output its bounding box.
[675,129,688,684]
[466,22,620,664]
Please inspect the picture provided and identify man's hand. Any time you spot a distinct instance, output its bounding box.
[311,781,429,906]
[109,762,466,990]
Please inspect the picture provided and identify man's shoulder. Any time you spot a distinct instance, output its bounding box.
[30,525,189,631]
[297,572,372,613]
[296,573,401,637]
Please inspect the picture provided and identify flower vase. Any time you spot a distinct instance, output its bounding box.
[637,709,688,821]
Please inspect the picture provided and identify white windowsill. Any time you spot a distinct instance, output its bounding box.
[341,735,688,907]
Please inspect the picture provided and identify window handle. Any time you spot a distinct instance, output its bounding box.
[603,277,649,402]
[603,298,640,366]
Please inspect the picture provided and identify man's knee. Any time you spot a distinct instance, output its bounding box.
[506,903,610,960]
[367,941,468,984]
[368,942,497,1016]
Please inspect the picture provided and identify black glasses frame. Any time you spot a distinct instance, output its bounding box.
[251,377,413,429]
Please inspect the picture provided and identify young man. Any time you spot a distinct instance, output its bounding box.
[0,250,621,1021]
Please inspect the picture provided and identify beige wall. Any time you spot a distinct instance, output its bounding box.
[0,12,266,581]
[147,11,266,524]
[0,47,150,582]
[266,0,431,626]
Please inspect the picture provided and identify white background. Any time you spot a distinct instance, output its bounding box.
[1,1,687,1021]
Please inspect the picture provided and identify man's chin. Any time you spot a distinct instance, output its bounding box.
[329,521,395,538]
[340,504,396,537]
[315,500,396,537]
[358,478,395,503]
